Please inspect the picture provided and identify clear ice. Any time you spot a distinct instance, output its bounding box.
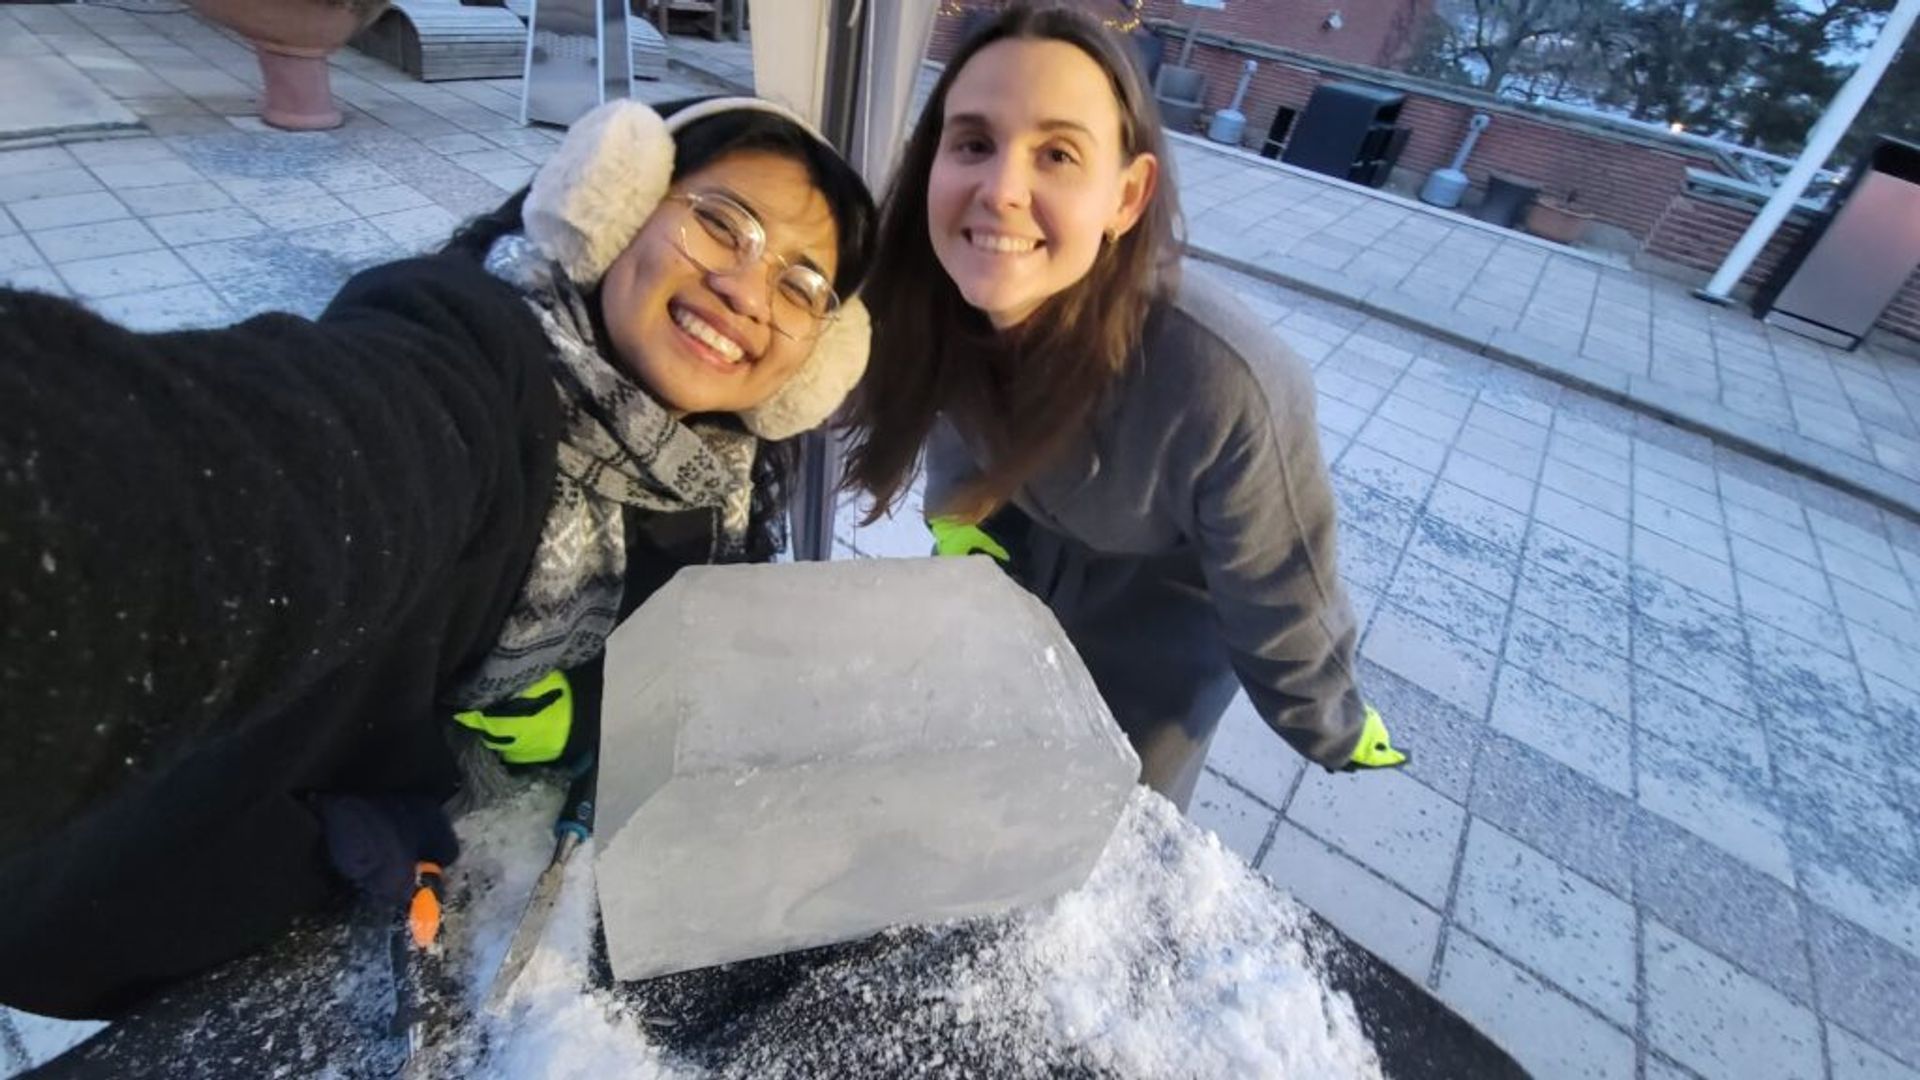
[593,556,1140,982]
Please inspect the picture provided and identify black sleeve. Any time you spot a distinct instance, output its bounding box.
[0,256,557,857]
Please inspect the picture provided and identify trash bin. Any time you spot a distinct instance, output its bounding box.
[1755,136,1920,350]
[1281,81,1406,188]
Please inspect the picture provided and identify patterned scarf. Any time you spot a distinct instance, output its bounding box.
[449,234,757,708]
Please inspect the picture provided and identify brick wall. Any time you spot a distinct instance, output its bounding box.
[1137,0,1429,69]
[1163,43,1709,240]
[1644,194,1920,343]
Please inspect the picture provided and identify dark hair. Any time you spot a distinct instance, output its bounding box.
[442,98,879,560]
[838,3,1179,525]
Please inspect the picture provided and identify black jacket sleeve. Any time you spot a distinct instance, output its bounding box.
[0,256,558,860]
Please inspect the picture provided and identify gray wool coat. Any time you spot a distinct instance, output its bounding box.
[926,271,1367,808]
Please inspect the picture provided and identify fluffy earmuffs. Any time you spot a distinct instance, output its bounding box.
[521,97,870,442]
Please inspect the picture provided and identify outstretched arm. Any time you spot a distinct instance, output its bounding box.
[0,255,557,856]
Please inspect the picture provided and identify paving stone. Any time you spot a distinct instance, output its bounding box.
[1531,487,1629,559]
[1632,808,1810,1006]
[1729,532,1833,607]
[104,177,230,218]
[1829,1024,1920,1080]
[1490,664,1632,796]
[252,195,359,233]
[1807,506,1900,569]
[1203,690,1305,812]
[1470,734,1636,899]
[1466,399,1550,448]
[1286,767,1466,907]
[1638,731,1793,882]
[1259,823,1441,983]
[1453,423,1545,477]
[1831,577,1920,642]
[1820,538,1918,608]
[1358,414,1450,472]
[0,166,103,203]
[1422,481,1527,553]
[1719,472,1808,526]
[1435,931,1636,1080]
[88,158,204,190]
[1377,393,1464,443]
[1333,474,1419,551]
[1441,449,1536,513]
[1633,527,1737,606]
[1353,658,1483,803]
[1504,608,1631,719]
[4,190,128,231]
[85,281,230,332]
[1189,769,1277,866]
[1407,514,1520,598]
[1336,443,1438,507]
[1526,521,1632,605]
[1736,572,1849,658]
[54,246,197,299]
[1513,558,1630,657]
[27,217,161,263]
[283,219,403,270]
[1747,620,1870,739]
[1454,820,1638,1025]
[1810,908,1920,1070]
[1317,368,1389,411]
[1387,552,1509,652]
[1632,614,1756,721]
[1630,571,1746,657]
[1728,499,1812,564]
[1547,429,1634,487]
[1847,619,1920,696]
[1318,396,1368,438]
[1636,439,1720,493]
[1642,920,1824,1080]
[144,206,265,246]
[1643,1053,1703,1080]
[0,145,78,176]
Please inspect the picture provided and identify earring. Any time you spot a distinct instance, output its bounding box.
[1104,227,1119,245]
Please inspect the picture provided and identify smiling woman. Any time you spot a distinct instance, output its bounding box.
[0,95,874,1020]
[841,5,1408,811]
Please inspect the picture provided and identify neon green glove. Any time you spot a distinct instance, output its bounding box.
[452,670,572,765]
[928,516,1009,562]
[1344,704,1409,771]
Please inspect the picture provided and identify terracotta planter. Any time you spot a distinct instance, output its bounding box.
[188,0,389,130]
[1525,200,1595,245]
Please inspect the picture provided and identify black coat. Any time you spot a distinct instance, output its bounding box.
[0,255,715,1019]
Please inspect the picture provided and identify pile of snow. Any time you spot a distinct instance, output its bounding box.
[5,784,1381,1079]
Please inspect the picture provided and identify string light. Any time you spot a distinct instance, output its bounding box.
[936,1,1143,33]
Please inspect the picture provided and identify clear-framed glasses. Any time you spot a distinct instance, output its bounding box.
[667,191,840,343]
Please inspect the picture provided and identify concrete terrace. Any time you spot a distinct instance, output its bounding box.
[0,7,1917,1080]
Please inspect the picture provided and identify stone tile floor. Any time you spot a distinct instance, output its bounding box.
[3,5,1918,1080]
[838,266,1920,1080]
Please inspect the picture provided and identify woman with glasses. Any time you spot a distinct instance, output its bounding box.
[0,96,875,1020]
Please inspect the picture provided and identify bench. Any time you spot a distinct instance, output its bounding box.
[353,2,667,83]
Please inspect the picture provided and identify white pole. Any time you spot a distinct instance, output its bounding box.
[1697,0,1920,302]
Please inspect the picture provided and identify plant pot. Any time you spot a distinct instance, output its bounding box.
[188,0,389,130]
[1525,200,1595,245]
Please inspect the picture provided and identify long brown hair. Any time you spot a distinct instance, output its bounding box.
[838,3,1179,524]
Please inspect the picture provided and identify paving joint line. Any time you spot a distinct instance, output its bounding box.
[1188,245,1920,526]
